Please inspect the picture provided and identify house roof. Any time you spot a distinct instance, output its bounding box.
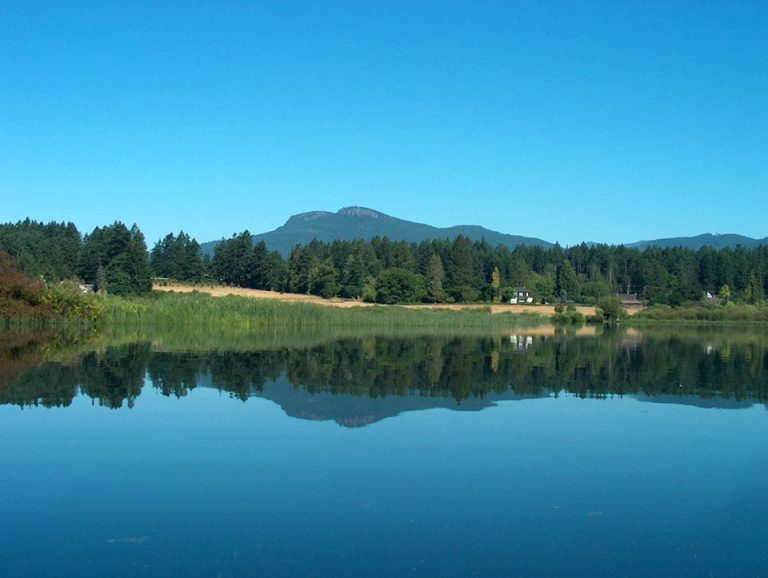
[617,293,643,305]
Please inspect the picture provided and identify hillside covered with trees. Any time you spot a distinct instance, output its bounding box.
[1,219,767,307]
[200,206,553,257]
[209,233,767,306]
[0,220,152,297]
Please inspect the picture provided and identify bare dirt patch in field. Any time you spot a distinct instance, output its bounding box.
[153,283,600,317]
[154,284,374,308]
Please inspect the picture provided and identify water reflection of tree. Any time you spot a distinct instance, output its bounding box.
[0,331,48,396]
[0,329,89,407]
[3,361,80,407]
[78,343,152,408]
[208,350,284,400]
[147,352,204,398]
[2,332,767,409]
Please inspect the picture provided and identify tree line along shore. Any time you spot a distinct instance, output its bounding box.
[1,218,767,324]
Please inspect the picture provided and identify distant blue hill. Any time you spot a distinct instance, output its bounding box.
[626,233,768,251]
[199,207,766,256]
[201,206,553,257]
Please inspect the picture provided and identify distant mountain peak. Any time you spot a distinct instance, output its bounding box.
[199,205,552,256]
[627,232,766,250]
[285,211,333,225]
[199,207,765,257]
[337,206,383,218]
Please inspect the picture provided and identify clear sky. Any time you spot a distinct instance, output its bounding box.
[1,1,766,247]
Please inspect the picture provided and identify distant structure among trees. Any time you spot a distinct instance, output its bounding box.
[1,219,767,305]
[208,232,767,306]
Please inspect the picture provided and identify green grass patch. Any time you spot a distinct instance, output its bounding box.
[632,302,768,324]
[103,291,547,336]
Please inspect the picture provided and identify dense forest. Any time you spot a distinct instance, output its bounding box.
[0,219,151,297]
[1,218,767,306]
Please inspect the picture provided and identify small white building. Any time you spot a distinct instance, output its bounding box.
[509,287,533,304]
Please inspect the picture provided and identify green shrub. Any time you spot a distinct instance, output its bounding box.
[596,296,626,323]
[42,281,105,322]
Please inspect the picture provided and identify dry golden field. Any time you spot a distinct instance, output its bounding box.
[153,283,603,317]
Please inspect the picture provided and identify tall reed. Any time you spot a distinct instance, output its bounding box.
[105,292,546,332]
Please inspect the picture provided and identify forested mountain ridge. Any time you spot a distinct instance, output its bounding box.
[200,206,553,257]
[628,233,768,250]
[2,216,768,307]
[200,206,767,257]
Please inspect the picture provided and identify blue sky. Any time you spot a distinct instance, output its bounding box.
[1,1,766,247]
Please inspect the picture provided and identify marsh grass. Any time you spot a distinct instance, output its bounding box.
[632,302,768,324]
[1,292,548,358]
[106,292,547,333]
[0,314,100,335]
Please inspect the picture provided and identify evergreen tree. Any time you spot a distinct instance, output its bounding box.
[212,232,254,287]
[425,254,447,303]
[310,259,340,298]
[447,236,477,302]
[151,231,203,282]
[340,254,369,298]
[0,219,82,280]
[557,260,580,302]
[509,255,530,288]
[745,271,764,304]
[128,225,152,294]
[80,222,151,296]
[287,245,320,294]
[263,250,288,291]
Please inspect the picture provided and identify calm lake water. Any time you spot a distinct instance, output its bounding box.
[1,327,766,577]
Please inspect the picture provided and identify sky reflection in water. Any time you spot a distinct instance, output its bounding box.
[1,331,766,577]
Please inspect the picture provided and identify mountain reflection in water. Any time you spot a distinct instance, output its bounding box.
[1,328,766,425]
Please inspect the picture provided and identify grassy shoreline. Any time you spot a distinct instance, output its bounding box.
[3,287,768,334]
[105,291,549,331]
[631,302,768,324]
